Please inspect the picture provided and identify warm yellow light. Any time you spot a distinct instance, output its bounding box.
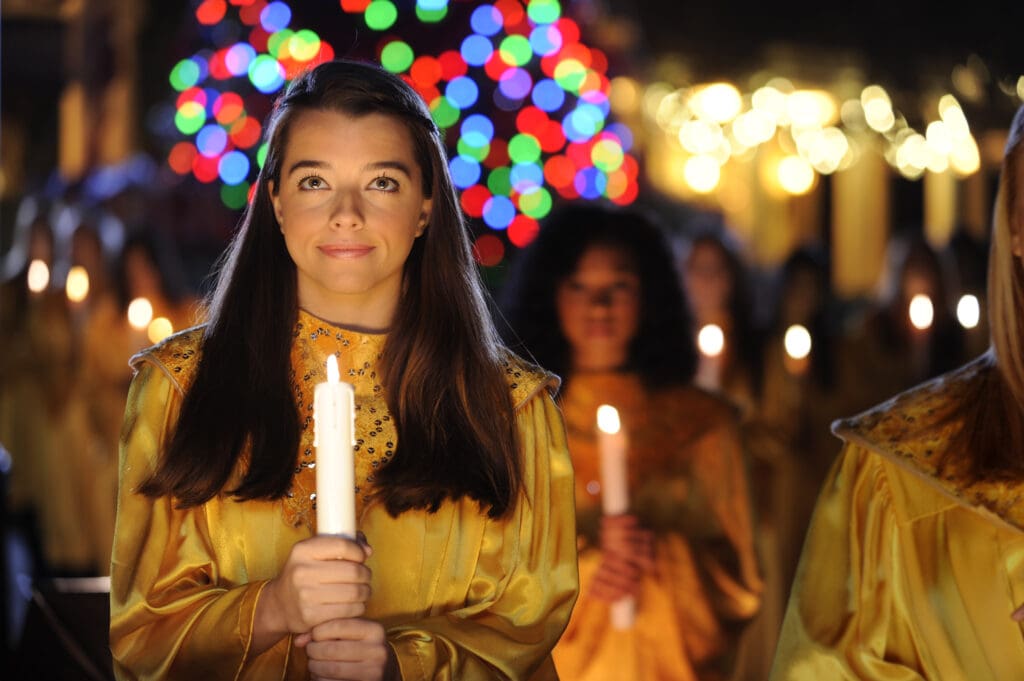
[938,95,970,139]
[950,135,981,176]
[609,76,641,115]
[1017,76,1024,102]
[65,266,89,303]
[861,85,894,132]
[732,109,776,146]
[840,99,866,129]
[787,90,838,128]
[909,294,934,330]
[27,259,49,293]
[128,297,154,330]
[683,155,721,193]
[957,294,980,329]
[925,121,953,155]
[147,317,174,343]
[692,82,742,124]
[596,404,621,434]
[678,119,723,155]
[777,155,815,195]
[896,133,928,174]
[752,85,788,124]
[799,126,849,174]
[784,324,812,360]
[643,82,675,120]
[697,324,725,357]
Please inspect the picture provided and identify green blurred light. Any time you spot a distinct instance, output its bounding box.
[257,143,269,169]
[499,35,533,67]
[365,0,398,30]
[415,5,447,22]
[221,182,250,210]
[267,29,295,59]
[289,30,322,62]
[508,134,542,163]
[487,167,512,196]
[457,138,490,162]
[170,60,201,91]
[174,102,207,135]
[527,0,561,24]
[518,186,553,218]
[381,41,415,73]
[554,59,587,93]
[430,96,460,129]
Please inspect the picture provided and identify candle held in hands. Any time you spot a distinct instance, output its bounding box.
[596,404,635,629]
[313,354,357,539]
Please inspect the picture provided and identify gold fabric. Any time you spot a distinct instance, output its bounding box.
[110,309,579,680]
[551,372,762,681]
[771,350,1024,679]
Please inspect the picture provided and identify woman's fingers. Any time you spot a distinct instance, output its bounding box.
[305,619,390,681]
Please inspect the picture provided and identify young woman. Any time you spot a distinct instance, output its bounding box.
[500,202,762,681]
[109,59,578,681]
[770,106,1024,679]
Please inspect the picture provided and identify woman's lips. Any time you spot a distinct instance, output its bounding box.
[319,244,374,258]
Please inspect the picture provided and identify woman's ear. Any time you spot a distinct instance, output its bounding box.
[267,180,285,230]
[416,199,433,237]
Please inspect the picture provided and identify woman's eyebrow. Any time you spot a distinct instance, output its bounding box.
[363,160,413,177]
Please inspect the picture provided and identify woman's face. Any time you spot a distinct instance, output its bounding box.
[270,109,432,330]
[556,244,641,372]
[684,241,733,321]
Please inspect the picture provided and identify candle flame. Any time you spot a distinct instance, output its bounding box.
[908,294,934,330]
[66,266,90,303]
[596,404,621,434]
[956,294,979,329]
[326,354,340,383]
[697,323,725,357]
[27,259,49,292]
[127,297,154,329]
[784,324,812,359]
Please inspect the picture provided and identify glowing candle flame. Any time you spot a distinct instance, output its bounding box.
[596,404,621,435]
[27,259,49,293]
[65,266,90,302]
[127,297,154,330]
[697,324,725,357]
[147,317,174,343]
[908,294,934,330]
[784,324,812,360]
[326,353,340,383]
[956,294,980,329]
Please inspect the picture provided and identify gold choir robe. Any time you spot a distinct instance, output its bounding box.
[771,350,1024,680]
[109,310,579,680]
[551,372,762,681]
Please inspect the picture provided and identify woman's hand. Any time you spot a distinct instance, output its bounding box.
[296,618,400,681]
[252,535,372,654]
[589,514,654,602]
[1012,603,1024,622]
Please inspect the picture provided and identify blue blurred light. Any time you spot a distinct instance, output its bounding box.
[510,162,544,192]
[260,2,292,33]
[574,167,607,199]
[460,34,494,67]
[483,195,515,229]
[449,156,482,189]
[498,68,533,100]
[529,25,563,56]
[461,114,495,147]
[445,76,479,109]
[531,79,565,112]
[470,5,503,36]
[225,43,257,77]
[196,124,229,157]
[219,151,251,185]
[606,122,634,151]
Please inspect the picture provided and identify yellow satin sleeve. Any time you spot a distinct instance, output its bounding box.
[771,444,1024,680]
[367,390,579,680]
[110,362,298,681]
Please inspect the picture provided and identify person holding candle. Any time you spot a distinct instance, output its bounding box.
[499,202,762,681]
[769,105,1024,679]
[109,59,578,681]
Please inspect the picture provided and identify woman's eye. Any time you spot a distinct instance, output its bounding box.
[298,176,326,190]
[371,176,399,191]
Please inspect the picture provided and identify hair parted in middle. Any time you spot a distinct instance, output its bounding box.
[142,59,522,518]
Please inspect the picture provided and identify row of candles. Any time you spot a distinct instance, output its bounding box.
[25,258,176,344]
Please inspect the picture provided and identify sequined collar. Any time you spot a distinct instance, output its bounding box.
[833,350,1024,534]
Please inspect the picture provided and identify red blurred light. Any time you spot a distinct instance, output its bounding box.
[460,185,491,218]
[239,0,267,25]
[543,155,576,188]
[196,0,227,25]
[516,106,549,134]
[538,121,567,153]
[507,215,539,247]
[555,18,580,44]
[248,26,271,52]
[176,87,207,110]
[209,49,232,80]
[438,50,468,81]
[214,92,245,125]
[340,0,371,11]
[483,138,510,169]
[168,142,198,175]
[483,52,513,82]
[473,234,505,267]
[192,154,221,183]
[494,0,524,27]
[410,56,442,87]
[229,116,262,148]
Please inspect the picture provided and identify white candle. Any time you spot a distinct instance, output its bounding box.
[596,404,635,629]
[314,354,357,539]
[695,323,724,392]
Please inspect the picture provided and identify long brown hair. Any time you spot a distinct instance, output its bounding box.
[949,106,1024,479]
[141,60,521,518]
